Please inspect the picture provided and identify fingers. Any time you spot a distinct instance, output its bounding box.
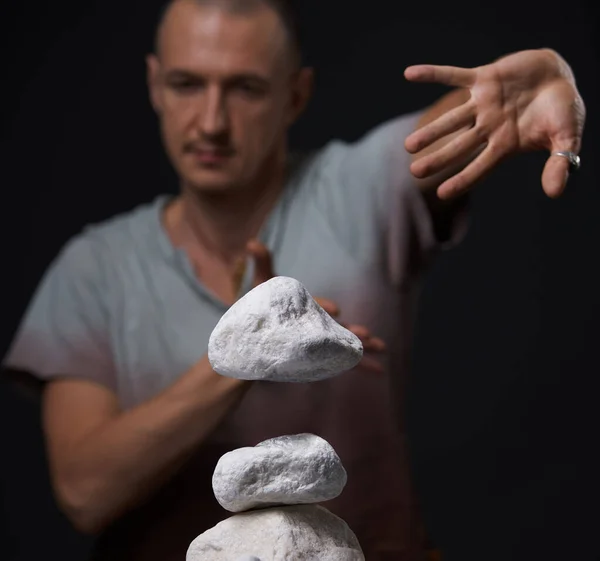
[405,102,475,154]
[436,141,507,199]
[246,240,342,317]
[410,127,484,179]
[245,241,384,377]
[359,355,385,374]
[346,322,386,374]
[345,324,387,353]
[314,297,340,317]
[247,239,275,287]
[404,64,475,88]
[245,241,386,376]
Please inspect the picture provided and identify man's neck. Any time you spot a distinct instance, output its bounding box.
[164,157,286,267]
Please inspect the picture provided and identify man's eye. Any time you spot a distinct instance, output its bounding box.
[170,81,203,93]
[234,82,265,98]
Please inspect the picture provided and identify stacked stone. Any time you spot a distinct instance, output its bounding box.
[186,277,366,561]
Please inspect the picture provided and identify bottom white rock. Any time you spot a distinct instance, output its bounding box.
[187,504,365,561]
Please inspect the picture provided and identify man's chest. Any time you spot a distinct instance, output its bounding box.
[103,231,403,408]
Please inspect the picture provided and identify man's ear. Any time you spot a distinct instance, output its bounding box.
[287,66,314,125]
[146,54,163,114]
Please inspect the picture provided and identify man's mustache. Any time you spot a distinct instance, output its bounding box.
[184,142,235,156]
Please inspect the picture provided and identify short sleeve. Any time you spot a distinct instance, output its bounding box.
[3,235,117,391]
[312,111,468,289]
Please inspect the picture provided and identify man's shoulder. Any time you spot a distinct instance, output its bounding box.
[55,196,167,274]
[287,142,344,189]
[83,196,165,242]
[288,113,424,199]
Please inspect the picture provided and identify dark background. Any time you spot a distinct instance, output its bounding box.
[1,0,598,560]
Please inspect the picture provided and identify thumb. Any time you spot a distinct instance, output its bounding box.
[247,239,275,287]
[542,139,581,198]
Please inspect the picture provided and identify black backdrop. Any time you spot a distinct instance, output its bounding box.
[1,1,598,560]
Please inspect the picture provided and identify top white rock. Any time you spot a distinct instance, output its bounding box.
[208,276,363,382]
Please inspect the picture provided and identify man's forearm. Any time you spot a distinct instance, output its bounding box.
[49,357,250,534]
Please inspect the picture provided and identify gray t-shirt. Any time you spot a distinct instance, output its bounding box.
[4,112,465,561]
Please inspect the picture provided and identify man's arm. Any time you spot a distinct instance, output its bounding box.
[38,237,278,535]
[33,237,378,536]
[3,236,256,536]
[43,355,250,535]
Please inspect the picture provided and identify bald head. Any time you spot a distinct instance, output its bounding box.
[154,0,302,68]
[145,0,314,196]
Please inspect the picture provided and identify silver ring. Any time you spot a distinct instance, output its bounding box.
[552,151,581,173]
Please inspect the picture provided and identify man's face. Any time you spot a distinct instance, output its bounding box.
[147,0,311,193]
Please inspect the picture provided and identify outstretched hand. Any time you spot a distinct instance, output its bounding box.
[246,240,387,374]
[404,49,586,199]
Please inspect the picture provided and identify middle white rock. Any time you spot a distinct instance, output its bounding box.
[212,434,347,513]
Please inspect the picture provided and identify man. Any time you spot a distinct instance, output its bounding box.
[3,0,585,559]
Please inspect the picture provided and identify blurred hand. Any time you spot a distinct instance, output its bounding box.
[246,239,387,374]
[404,48,585,199]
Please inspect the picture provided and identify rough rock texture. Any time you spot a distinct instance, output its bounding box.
[236,557,261,561]
[208,276,363,382]
[213,434,347,512]
[186,505,365,561]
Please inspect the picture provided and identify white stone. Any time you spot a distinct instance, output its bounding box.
[235,557,261,561]
[212,434,347,513]
[186,505,365,561]
[208,276,363,382]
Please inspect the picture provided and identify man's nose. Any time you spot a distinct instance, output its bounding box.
[200,85,229,138]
